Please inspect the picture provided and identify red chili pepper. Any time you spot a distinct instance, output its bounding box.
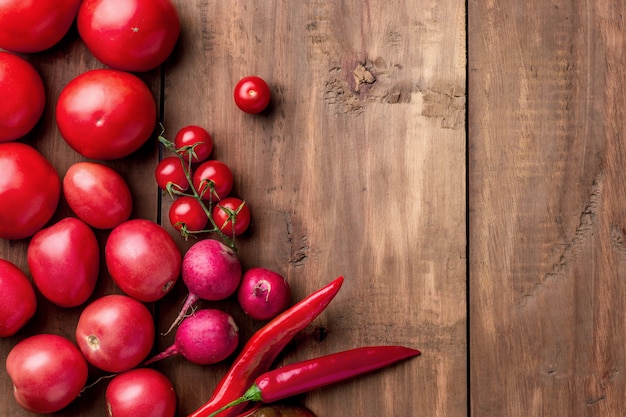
[207,345,421,417]
[187,276,344,417]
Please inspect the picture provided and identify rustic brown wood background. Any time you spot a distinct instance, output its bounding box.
[2,0,623,416]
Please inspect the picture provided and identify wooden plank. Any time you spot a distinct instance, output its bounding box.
[469,1,626,415]
[160,1,466,416]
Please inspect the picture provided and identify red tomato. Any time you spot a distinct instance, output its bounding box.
[105,219,181,302]
[27,217,99,308]
[174,125,213,163]
[105,368,177,417]
[0,52,46,142]
[56,69,157,160]
[75,294,155,373]
[77,0,180,72]
[63,162,133,229]
[155,156,189,192]
[0,142,61,240]
[192,160,234,202]
[6,334,88,414]
[213,197,251,237]
[234,76,271,114]
[0,0,82,53]
[169,196,208,233]
[0,259,37,337]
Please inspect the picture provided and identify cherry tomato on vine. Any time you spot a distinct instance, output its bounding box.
[0,142,61,240]
[155,156,190,193]
[77,0,180,72]
[234,75,271,114]
[192,160,234,202]
[6,334,88,414]
[56,69,157,160]
[0,52,45,143]
[169,196,208,233]
[174,125,213,163]
[213,197,251,237]
[0,0,82,53]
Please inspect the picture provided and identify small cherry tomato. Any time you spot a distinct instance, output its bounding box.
[155,156,189,192]
[77,0,180,72]
[234,76,271,114]
[75,294,155,373]
[0,0,82,53]
[63,162,133,229]
[6,334,88,414]
[105,219,181,302]
[174,125,213,163]
[0,259,37,337]
[213,197,251,237]
[192,160,234,202]
[27,217,99,308]
[105,368,177,417]
[56,69,157,160]
[0,52,46,142]
[0,142,61,240]
[169,196,208,233]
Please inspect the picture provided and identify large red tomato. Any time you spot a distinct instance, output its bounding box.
[105,219,181,302]
[0,0,82,53]
[27,217,100,308]
[75,294,155,373]
[105,368,177,417]
[63,161,133,229]
[0,52,45,142]
[77,0,180,72]
[55,69,157,160]
[0,259,37,337]
[0,143,61,240]
[6,334,88,414]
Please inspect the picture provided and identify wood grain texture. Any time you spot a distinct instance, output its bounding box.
[469,1,626,416]
[0,1,465,416]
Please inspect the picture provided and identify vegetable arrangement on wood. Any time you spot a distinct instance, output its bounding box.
[0,1,421,416]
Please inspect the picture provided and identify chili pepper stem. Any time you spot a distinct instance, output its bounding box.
[207,385,263,417]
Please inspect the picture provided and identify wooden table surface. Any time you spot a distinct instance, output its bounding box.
[1,1,623,416]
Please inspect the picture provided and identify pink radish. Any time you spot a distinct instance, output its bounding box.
[145,308,239,366]
[164,238,241,334]
[237,267,291,321]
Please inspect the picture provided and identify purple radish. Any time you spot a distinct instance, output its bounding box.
[145,308,239,366]
[165,238,242,335]
[237,267,291,321]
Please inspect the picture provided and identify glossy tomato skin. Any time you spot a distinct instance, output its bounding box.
[169,196,208,232]
[77,0,180,72]
[213,197,251,237]
[56,69,157,160]
[6,334,88,414]
[234,76,271,114]
[0,52,46,142]
[27,217,99,308]
[155,156,189,192]
[0,260,37,337]
[0,0,82,53]
[174,125,213,163]
[192,160,234,202]
[105,219,181,302]
[76,294,155,373]
[105,368,177,417]
[0,142,61,240]
[64,162,133,229]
